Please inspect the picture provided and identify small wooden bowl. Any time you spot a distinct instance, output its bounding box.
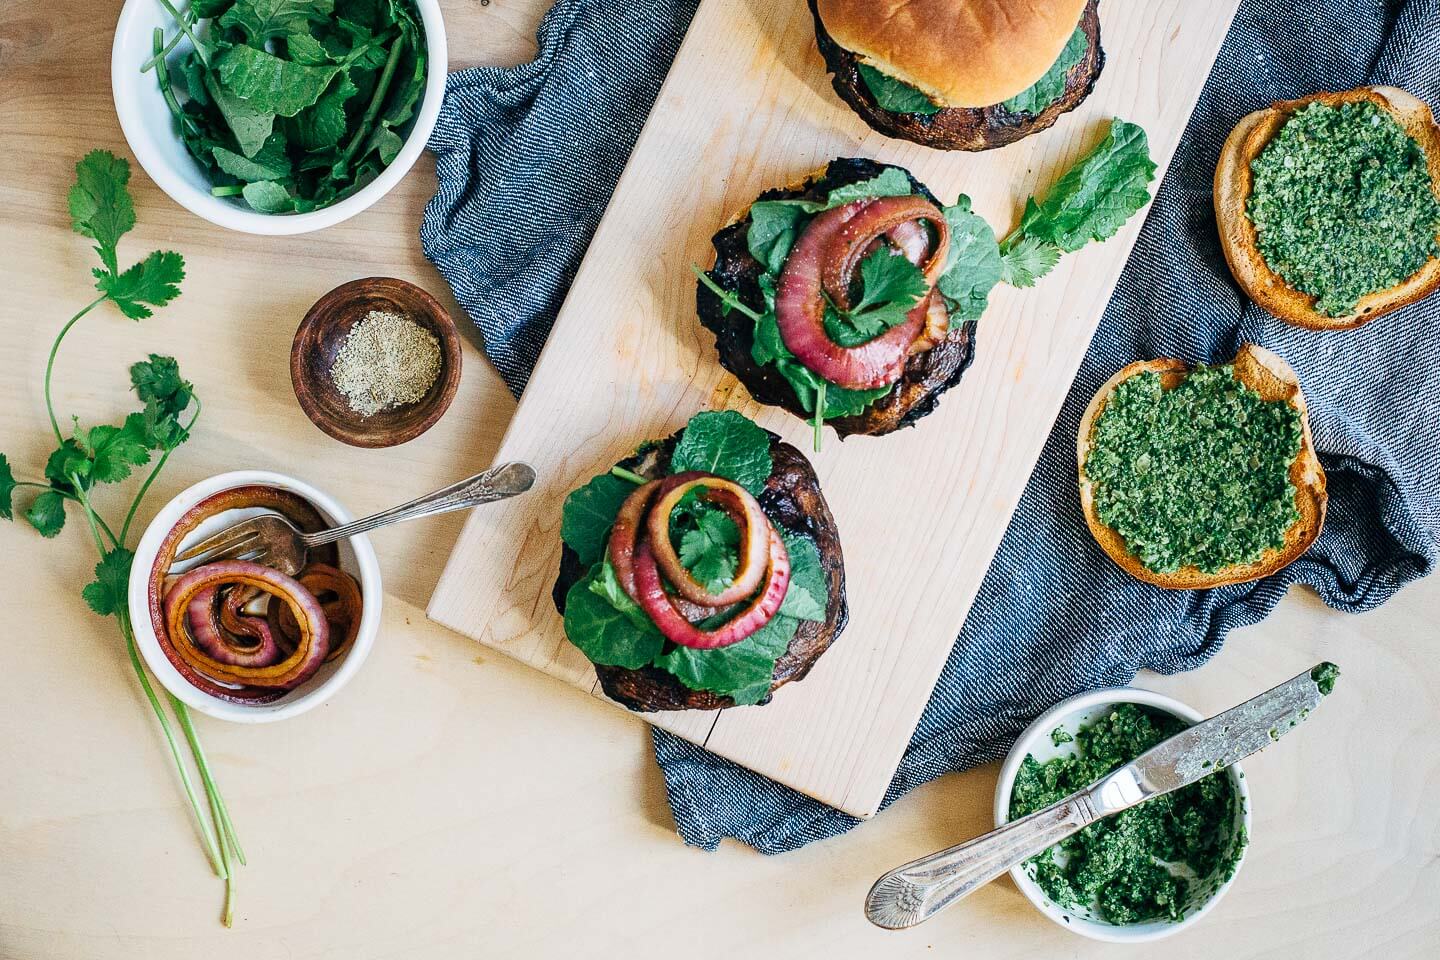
[290,277,462,448]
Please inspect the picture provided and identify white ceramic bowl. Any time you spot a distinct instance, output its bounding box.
[993,688,1251,943]
[127,470,382,722]
[110,0,447,235]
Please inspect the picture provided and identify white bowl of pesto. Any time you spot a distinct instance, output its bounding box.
[993,688,1251,943]
[110,0,447,235]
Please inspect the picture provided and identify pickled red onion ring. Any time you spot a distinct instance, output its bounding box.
[187,584,284,668]
[646,476,771,607]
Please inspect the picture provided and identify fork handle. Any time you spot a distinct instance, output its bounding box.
[864,792,1098,930]
[302,462,537,547]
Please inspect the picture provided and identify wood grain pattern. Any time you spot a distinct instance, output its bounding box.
[427,0,1243,817]
[423,0,1249,817]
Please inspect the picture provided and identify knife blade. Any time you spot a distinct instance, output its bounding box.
[864,663,1338,930]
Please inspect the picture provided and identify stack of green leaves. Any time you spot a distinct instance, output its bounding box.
[558,412,829,706]
[695,119,1157,440]
[147,0,428,214]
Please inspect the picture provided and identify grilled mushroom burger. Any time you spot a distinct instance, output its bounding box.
[812,0,1104,151]
[697,158,1003,440]
[554,411,847,712]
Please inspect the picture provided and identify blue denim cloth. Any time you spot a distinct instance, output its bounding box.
[422,0,1440,852]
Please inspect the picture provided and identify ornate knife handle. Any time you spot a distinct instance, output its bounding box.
[864,792,1099,930]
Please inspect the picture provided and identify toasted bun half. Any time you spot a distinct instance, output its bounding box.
[815,0,1089,109]
[1077,344,1327,590]
[1215,86,1440,330]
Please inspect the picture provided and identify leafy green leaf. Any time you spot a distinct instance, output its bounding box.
[857,64,941,116]
[95,250,185,320]
[204,73,277,158]
[365,125,404,165]
[45,440,92,492]
[192,0,235,16]
[586,556,659,633]
[241,180,295,213]
[212,131,292,181]
[676,503,740,592]
[68,150,136,275]
[24,490,66,538]
[936,198,1003,319]
[1002,25,1087,115]
[284,31,333,65]
[1014,119,1157,253]
[0,454,15,520]
[824,168,914,207]
[80,415,152,484]
[747,201,810,275]
[561,472,635,567]
[215,44,340,117]
[292,72,358,151]
[853,245,929,313]
[669,411,773,496]
[82,548,134,617]
[563,566,664,669]
[777,533,827,622]
[131,354,193,417]
[999,234,1063,288]
[655,612,798,706]
[219,0,335,42]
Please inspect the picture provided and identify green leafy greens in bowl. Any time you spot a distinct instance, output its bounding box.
[146,0,429,214]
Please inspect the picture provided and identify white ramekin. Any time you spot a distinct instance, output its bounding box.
[127,470,382,722]
[110,0,447,235]
[993,687,1251,943]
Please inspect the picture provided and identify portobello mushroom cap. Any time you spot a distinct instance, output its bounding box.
[697,157,977,438]
[810,0,1104,152]
[552,431,848,712]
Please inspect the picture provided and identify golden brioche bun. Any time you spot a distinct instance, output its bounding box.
[1076,344,1326,590]
[814,0,1089,109]
[1215,86,1440,330]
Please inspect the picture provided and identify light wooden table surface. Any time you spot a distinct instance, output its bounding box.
[0,2,1435,957]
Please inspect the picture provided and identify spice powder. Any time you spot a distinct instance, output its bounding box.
[330,309,442,417]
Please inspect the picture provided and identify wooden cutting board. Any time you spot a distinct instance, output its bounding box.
[428,0,1240,818]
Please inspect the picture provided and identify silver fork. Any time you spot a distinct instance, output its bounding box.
[169,462,537,576]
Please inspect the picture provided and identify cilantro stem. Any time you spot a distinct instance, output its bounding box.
[121,399,201,544]
[44,297,106,444]
[691,265,764,322]
[610,466,648,485]
[153,0,208,67]
[174,701,237,926]
[813,381,826,453]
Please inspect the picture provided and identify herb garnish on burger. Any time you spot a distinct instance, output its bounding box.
[554,412,846,711]
[811,0,1104,151]
[696,122,1156,445]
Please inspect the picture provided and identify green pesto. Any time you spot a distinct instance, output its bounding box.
[1085,365,1302,574]
[1009,704,1245,925]
[1311,661,1340,696]
[1247,101,1440,316]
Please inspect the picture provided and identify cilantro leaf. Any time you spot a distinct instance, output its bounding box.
[999,234,1063,288]
[95,250,185,320]
[44,440,92,492]
[561,472,636,567]
[937,198,1003,320]
[655,612,798,706]
[853,245,928,313]
[1014,119,1157,253]
[68,150,136,275]
[81,415,152,484]
[1002,25,1088,116]
[82,548,134,617]
[563,564,664,669]
[676,503,741,592]
[131,354,193,415]
[25,490,66,538]
[669,411,773,496]
[858,64,941,116]
[0,454,15,520]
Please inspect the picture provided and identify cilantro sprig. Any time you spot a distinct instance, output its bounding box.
[2,151,242,926]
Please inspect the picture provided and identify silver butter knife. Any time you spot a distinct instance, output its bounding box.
[865,664,1338,930]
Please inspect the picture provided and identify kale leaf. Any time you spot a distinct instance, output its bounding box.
[857,64,941,116]
[668,410,773,496]
[1002,25,1088,116]
[560,471,635,567]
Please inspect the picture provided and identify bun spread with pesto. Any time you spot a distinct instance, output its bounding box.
[553,411,847,712]
[697,131,1156,447]
[810,0,1104,151]
[1077,344,1327,589]
[1216,87,1440,329]
[1009,703,1247,925]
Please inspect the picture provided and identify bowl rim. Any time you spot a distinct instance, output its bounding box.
[289,276,463,447]
[109,0,448,236]
[126,470,383,723]
[992,686,1252,943]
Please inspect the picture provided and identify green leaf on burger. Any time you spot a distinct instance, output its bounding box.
[563,567,664,670]
[857,64,941,116]
[668,410,773,496]
[655,611,798,706]
[936,197,1003,320]
[561,471,636,567]
[776,533,827,622]
[1001,25,1087,116]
